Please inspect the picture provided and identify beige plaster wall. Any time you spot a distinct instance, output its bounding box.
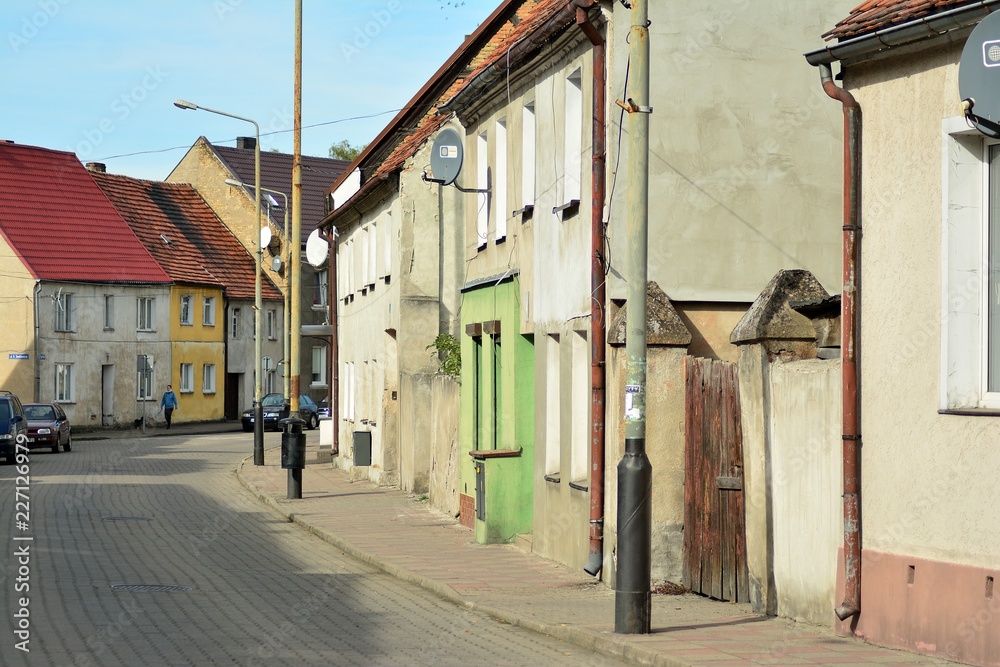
[845,44,1000,568]
[605,0,852,304]
[675,302,751,362]
[0,236,35,400]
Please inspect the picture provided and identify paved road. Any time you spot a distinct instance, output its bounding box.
[0,431,624,666]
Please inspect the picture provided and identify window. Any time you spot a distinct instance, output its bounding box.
[265,370,276,395]
[55,363,73,402]
[570,331,589,484]
[477,131,489,249]
[54,293,75,332]
[203,364,216,394]
[266,309,277,339]
[179,363,194,393]
[137,355,154,400]
[382,211,392,278]
[563,69,583,204]
[231,308,241,339]
[314,269,329,307]
[104,294,114,330]
[544,334,560,476]
[521,102,536,209]
[180,295,193,325]
[361,227,370,290]
[203,297,216,326]
[312,346,328,387]
[137,297,155,331]
[368,223,377,288]
[495,118,508,242]
[942,120,1000,409]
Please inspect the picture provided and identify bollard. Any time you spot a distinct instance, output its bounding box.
[280,417,305,499]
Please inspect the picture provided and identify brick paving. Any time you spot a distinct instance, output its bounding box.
[237,432,968,667]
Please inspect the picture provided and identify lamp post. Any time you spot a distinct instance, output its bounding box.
[175,99,265,466]
[226,179,291,404]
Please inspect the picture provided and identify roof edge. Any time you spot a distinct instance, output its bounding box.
[806,0,999,66]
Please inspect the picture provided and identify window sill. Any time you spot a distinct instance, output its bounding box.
[552,199,580,219]
[203,391,216,395]
[514,204,534,221]
[938,408,1000,417]
[469,448,522,460]
[544,472,560,484]
[180,322,193,327]
[569,479,589,492]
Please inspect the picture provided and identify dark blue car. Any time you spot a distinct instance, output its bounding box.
[0,390,28,463]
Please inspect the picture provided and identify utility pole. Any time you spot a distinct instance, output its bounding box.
[290,0,303,419]
[615,0,652,635]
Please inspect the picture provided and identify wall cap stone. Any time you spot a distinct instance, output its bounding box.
[730,270,830,345]
[608,281,692,347]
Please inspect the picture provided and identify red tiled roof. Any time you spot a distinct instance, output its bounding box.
[92,172,281,300]
[824,0,979,41]
[0,142,170,284]
[210,142,348,244]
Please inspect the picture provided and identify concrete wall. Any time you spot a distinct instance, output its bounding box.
[604,344,688,586]
[428,374,461,516]
[604,0,852,353]
[769,358,841,625]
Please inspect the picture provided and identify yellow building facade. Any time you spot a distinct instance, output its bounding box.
[167,285,225,422]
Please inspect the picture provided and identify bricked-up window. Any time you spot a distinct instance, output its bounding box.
[521,102,535,209]
[495,118,508,242]
[477,131,488,249]
[180,295,193,325]
[137,297,155,331]
[54,293,75,332]
[103,295,114,330]
[563,68,583,204]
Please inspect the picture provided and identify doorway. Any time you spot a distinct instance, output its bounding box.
[101,364,115,426]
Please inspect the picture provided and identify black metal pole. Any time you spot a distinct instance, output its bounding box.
[287,468,302,499]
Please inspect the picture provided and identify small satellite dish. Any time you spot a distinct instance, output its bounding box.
[260,226,272,248]
[960,11,1000,136]
[306,228,328,268]
[272,256,283,273]
[428,128,464,185]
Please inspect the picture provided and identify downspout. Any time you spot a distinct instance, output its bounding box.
[576,3,607,578]
[328,230,339,456]
[819,63,863,622]
[33,281,41,403]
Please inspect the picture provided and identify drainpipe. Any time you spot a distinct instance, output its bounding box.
[328,229,339,456]
[575,2,607,578]
[819,63,862,622]
[33,281,41,403]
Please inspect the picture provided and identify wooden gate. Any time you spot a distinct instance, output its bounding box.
[683,356,749,602]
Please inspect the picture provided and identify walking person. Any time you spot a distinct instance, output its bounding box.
[160,384,178,429]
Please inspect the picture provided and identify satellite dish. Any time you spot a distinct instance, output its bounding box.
[429,128,464,185]
[960,11,1000,136]
[306,228,328,268]
[272,256,283,273]
[260,226,272,248]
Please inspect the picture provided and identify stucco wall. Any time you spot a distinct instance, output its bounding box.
[845,42,1000,570]
[0,235,35,400]
[604,0,850,318]
[769,358,841,625]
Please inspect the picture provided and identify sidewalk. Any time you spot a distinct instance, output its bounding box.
[236,439,953,667]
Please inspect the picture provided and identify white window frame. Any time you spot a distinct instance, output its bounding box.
[203,363,216,394]
[179,363,194,393]
[495,117,508,242]
[137,297,155,332]
[231,308,241,339]
[55,293,75,332]
[55,363,74,402]
[563,68,583,205]
[315,269,329,308]
[137,355,154,400]
[180,295,193,326]
[203,296,216,326]
[941,117,1000,409]
[312,346,328,387]
[266,308,277,340]
[477,131,489,249]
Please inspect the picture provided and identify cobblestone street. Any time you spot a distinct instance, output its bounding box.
[0,430,623,666]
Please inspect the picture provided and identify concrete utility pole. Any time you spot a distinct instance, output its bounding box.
[290,0,303,420]
[615,0,652,635]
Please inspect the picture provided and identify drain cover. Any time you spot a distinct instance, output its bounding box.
[111,584,191,593]
[102,516,153,522]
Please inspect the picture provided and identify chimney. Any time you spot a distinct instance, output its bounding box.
[86,162,106,173]
[236,136,256,150]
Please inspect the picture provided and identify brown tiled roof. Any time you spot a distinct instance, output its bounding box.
[0,142,170,284]
[211,142,349,244]
[92,172,282,300]
[824,0,979,41]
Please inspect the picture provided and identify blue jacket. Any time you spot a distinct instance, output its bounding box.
[161,390,178,410]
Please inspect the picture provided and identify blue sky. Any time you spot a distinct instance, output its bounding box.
[1,0,495,179]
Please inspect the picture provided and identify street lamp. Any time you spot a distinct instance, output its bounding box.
[175,99,265,466]
[226,179,291,405]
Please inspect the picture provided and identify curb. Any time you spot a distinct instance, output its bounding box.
[234,452,686,667]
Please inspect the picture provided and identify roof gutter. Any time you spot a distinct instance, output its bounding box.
[805,0,998,65]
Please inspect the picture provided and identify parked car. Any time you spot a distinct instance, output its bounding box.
[0,390,27,463]
[23,403,72,453]
[317,399,330,419]
[241,393,320,432]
